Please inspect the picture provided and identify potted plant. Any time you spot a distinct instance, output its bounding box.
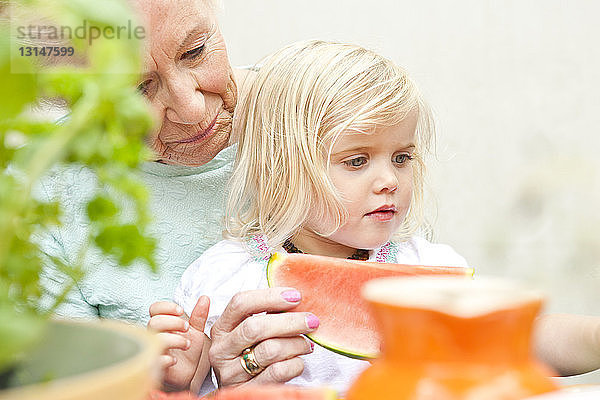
[1,0,161,398]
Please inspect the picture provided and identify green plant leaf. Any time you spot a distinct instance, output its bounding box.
[0,305,46,372]
[94,224,156,269]
[0,30,37,120]
[63,0,137,27]
[86,195,117,222]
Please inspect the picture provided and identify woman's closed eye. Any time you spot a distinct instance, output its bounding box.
[181,45,205,61]
[393,153,413,165]
[343,156,368,168]
[137,79,154,98]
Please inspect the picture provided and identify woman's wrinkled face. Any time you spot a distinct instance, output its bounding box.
[134,0,236,166]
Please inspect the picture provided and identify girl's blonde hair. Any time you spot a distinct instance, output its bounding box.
[226,40,434,248]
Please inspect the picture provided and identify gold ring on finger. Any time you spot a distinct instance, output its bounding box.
[240,346,263,376]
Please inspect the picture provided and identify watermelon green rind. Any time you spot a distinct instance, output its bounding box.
[266,252,283,288]
[305,333,376,360]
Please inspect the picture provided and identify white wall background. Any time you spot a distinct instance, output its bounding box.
[219,0,600,384]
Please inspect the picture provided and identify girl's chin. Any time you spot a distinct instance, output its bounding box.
[338,237,390,251]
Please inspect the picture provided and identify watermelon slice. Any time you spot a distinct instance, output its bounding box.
[209,385,336,400]
[267,252,474,359]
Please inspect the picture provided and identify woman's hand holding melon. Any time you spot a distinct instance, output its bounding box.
[148,296,212,392]
[209,288,318,386]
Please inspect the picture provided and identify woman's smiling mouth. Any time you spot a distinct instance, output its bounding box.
[173,114,218,144]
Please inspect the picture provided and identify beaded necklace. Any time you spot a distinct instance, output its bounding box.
[282,239,370,261]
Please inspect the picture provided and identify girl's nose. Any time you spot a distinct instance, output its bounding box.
[373,167,399,193]
[164,76,206,125]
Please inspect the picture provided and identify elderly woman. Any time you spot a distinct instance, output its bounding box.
[42,0,237,322]
[40,0,315,393]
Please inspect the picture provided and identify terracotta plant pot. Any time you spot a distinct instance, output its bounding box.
[0,319,161,400]
[347,277,559,400]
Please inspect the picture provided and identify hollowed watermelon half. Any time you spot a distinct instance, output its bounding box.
[209,385,336,400]
[267,252,474,359]
[150,386,335,400]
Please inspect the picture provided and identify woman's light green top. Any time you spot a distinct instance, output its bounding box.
[37,145,235,325]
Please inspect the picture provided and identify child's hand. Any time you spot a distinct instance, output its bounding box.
[148,296,211,393]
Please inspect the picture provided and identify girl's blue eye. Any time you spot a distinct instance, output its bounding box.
[344,157,368,168]
[393,153,413,165]
[181,45,205,60]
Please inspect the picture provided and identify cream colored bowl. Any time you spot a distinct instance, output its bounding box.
[0,319,162,400]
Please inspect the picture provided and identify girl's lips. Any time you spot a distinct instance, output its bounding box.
[366,210,396,222]
[173,115,218,144]
[366,205,396,214]
[365,205,396,222]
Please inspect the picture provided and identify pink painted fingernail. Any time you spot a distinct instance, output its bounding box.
[306,314,320,330]
[281,289,301,303]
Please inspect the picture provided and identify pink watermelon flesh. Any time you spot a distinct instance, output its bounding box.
[210,385,336,400]
[267,252,474,359]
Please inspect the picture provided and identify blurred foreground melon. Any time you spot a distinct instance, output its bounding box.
[266,252,474,359]
[149,386,336,400]
[211,386,336,400]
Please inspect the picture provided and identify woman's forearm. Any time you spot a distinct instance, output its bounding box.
[534,313,600,376]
